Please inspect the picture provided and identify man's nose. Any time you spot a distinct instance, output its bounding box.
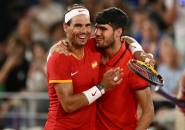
[80,26,88,33]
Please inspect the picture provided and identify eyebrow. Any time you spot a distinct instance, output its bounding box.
[74,23,91,26]
[95,25,107,30]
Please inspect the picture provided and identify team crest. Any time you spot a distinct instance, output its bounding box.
[91,61,98,68]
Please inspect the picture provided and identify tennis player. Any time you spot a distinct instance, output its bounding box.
[45,5,123,130]
[95,7,154,130]
[46,4,155,130]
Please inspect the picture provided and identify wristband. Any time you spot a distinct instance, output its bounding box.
[129,42,143,53]
[83,86,102,104]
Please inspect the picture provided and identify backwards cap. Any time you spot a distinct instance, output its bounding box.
[64,7,90,23]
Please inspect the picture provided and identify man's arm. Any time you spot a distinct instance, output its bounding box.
[54,83,89,113]
[122,36,155,66]
[54,68,123,113]
[135,88,154,130]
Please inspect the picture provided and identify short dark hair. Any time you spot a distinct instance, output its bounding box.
[64,4,88,25]
[95,7,128,30]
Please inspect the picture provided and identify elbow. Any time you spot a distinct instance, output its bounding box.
[61,103,76,113]
[147,106,155,122]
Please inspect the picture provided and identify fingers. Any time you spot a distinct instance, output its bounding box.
[113,69,123,82]
[148,53,154,58]
[143,53,155,67]
[115,78,123,85]
[49,40,71,56]
[113,72,123,86]
[101,67,123,90]
[49,41,61,54]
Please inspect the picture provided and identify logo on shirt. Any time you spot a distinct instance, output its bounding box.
[71,71,78,76]
[91,90,97,96]
[91,61,98,69]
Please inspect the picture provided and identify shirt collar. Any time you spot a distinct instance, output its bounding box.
[107,41,127,66]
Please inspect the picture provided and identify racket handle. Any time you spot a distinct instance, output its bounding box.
[156,88,185,108]
[156,88,177,102]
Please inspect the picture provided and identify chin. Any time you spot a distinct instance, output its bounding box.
[96,44,106,49]
[96,43,111,49]
[82,39,89,44]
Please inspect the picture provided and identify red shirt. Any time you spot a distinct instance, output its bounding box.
[97,42,149,130]
[45,39,101,130]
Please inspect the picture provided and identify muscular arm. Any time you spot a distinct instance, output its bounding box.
[53,68,123,113]
[122,36,155,66]
[135,88,154,130]
[54,83,89,113]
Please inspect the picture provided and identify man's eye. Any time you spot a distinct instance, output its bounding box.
[75,25,81,27]
[99,27,106,31]
[102,28,107,31]
[86,24,91,27]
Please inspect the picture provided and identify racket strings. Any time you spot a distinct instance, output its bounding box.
[129,61,163,86]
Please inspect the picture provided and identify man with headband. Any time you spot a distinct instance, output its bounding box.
[45,4,123,130]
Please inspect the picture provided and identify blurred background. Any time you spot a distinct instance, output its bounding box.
[0,0,185,130]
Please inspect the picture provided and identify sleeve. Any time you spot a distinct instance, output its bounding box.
[129,70,149,90]
[129,41,143,54]
[47,53,72,84]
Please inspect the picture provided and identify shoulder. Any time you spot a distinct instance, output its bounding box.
[47,53,69,67]
[48,52,64,61]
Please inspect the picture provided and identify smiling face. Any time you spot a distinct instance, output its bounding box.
[94,24,115,49]
[64,14,91,48]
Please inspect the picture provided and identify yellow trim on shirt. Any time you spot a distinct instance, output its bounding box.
[49,80,72,84]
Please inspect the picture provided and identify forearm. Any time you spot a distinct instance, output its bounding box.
[56,85,104,113]
[135,110,154,130]
[124,36,155,65]
[135,88,154,130]
[60,93,89,113]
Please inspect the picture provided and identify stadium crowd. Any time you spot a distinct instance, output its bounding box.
[0,0,185,130]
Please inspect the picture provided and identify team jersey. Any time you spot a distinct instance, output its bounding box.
[96,42,149,130]
[45,38,101,130]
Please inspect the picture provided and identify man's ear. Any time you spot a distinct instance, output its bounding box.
[63,23,68,33]
[115,28,123,38]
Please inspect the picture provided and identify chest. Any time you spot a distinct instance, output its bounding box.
[70,52,101,93]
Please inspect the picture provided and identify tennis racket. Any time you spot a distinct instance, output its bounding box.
[128,59,185,108]
[154,86,185,108]
[128,59,163,86]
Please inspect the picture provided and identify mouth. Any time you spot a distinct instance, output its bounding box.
[77,34,88,42]
[96,37,104,45]
[79,34,86,39]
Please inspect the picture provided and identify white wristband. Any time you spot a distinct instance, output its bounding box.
[129,42,143,53]
[83,86,103,104]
